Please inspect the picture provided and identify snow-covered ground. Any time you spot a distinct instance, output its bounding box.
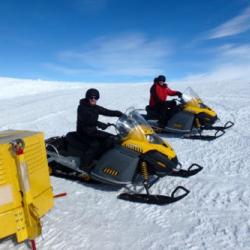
[0,77,249,250]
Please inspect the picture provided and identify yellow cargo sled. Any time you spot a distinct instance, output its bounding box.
[0,130,54,243]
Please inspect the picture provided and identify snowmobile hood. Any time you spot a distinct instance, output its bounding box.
[117,108,177,159]
[182,87,217,117]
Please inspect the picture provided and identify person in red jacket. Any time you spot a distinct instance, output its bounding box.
[149,75,182,127]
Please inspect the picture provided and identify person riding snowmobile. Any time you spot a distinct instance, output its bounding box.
[76,88,123,173]
[149,75,182,128]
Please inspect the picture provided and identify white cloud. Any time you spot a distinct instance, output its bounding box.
[218,44,250,61]
[207,7,250,39]
[53,33,171,77]
[180,64,250,83]
[45,63,92,75]
[177,44,250,83]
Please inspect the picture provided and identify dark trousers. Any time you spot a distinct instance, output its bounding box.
[153,100,178,127]
[78,131,115,172]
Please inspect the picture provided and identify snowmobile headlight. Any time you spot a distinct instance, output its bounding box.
[146,134,162,144]
[199,103,207,109]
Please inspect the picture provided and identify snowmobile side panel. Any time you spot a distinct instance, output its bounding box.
[91,146,140,186]
[47,143,141,186]
[141,151,178,177]
[196,113,217,127]
[167,111,195,131]
[146,111,195,134]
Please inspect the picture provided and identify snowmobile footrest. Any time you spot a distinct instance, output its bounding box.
[117,186,190,205]
[170,163,203,178]
[51,171,96,183]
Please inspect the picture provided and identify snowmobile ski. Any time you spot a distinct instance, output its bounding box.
[118,186,190,205]
[202,121,234,131]
[169,163,203,177]
[152,124,226,141]
[183,129,225,141]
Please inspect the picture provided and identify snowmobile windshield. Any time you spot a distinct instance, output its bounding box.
[116,108,163,144]
[182,87,203,106]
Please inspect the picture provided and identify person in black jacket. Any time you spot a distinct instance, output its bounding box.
[76,88,123,173]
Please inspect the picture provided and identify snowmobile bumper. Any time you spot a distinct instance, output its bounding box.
[169,163,203,178]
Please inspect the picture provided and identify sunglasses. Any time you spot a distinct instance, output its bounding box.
[89,96,99,100]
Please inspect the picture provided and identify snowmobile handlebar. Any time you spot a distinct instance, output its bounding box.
[172,97,186,105]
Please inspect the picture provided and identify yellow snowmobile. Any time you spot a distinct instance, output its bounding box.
[145,87,234,140]
[46,108,202,205]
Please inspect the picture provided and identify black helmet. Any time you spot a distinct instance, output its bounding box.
[158,75,166,82]
[85,88,100,100]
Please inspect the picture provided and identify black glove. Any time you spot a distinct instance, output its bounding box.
[98,122,109,130]
[176,91,182,98]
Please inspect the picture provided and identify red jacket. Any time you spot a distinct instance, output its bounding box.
[149,83,177,107]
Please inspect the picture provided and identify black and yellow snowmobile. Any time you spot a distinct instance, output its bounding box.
[144,87,234,140]
[46,108,202,205]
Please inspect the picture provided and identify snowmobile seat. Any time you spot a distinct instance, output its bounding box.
[46,136,67,152]
[145,105,161,120]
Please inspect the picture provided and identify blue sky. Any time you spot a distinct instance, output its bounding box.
[0,0,249,83]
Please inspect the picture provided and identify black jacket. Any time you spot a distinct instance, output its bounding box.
[76,98,122,138]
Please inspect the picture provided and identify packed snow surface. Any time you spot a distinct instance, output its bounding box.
[0,77,249,250]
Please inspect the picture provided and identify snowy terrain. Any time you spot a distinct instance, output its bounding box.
[0,77,250,250]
